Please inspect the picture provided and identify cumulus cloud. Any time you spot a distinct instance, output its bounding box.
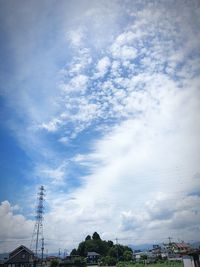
[0,201,33,252]
[95,56,111,77]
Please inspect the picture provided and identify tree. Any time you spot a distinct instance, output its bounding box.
[74,232,132,261]
[85,235,91,241]
[92,232,101,240]
[123,250,133,261]
[108,246,118,258]
[107,240,114,247]
[70,248,78,256]
[140,254,147,260]
[50,259,59,267]
[77,241,86,256]
[101,256,117,266]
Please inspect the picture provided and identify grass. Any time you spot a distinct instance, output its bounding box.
[116,262,183,267]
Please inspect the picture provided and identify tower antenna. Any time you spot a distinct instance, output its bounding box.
[30,185,45,259]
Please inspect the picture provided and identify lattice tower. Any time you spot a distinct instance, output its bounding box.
[30,186,45,258]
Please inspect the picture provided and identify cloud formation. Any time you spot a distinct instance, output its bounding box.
[0,0,200,253]
[0,201,33,252]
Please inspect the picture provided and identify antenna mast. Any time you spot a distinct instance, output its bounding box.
[31,186,45,259]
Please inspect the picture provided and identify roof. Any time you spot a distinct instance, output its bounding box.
[10,245,34,256]
[172,243,190,249]
[87,252,100,256]
[5,245,34,263]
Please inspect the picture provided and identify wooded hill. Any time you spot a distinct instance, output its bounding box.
[70,232,133,265]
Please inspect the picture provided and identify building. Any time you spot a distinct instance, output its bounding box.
[4,245,35,267]
[152,245,161,257]
[171,242,191,254]
[87,252,100,265]
[183,250,200,267]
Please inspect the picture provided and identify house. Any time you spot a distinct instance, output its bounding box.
[87,252,100,265]
[4,245,35,267]
[133,251,146,263]
[171,242,191,254]
[152,245,161,257]
[163,242,191,260]
[183,249,200,267]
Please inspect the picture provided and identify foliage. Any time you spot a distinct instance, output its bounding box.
[73,257,87,267]
[85,235,91,241]
[116,262,183,267]
[92,232,101,240]
[140,254,147,260]
[70,248,78,256]
[101,255,117,266]
[70,232,133,262]
[50,259,59,267]
[63,256,86,267]
[123,250,133,261]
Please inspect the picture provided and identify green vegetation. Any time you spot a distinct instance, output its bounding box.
[50,259,59,267]
[70,232,132,265]
[70,233,185,267]
[116,261,183,267]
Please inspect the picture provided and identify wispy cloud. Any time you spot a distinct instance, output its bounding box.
[0,0,200,252]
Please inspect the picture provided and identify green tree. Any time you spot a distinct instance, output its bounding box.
[101,256,117,266]
[107,240,114,247]
[77,241,86,256]
[50,259,59,267]
[70,248,78,255]
[123,250,133,261]
[140,254,147,260]
[92,232,101,240]
[108,246,118,258]
[85,235,91,241]
[74,232,133,261]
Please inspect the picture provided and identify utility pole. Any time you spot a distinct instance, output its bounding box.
[116,238,119,262]
[31,186,45,261]
[41,238,44,264]
[64,249,67,258]
[168,237,172,244]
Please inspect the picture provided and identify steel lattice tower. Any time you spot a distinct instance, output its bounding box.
[31,186,45,259]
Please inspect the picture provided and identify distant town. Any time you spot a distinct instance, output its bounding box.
[0,232,199,267]
[1,187,199,267]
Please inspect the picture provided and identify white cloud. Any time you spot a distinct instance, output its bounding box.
[35,162,68,185]
[41,118,61,132]
[41,75,200,248]
[111,44,137,60]
[1,0,200,253]
[68,28,84,47]
[95,56,111,77]
[31,2,200,249]
[62,74,89,93]
[0,201,33,252]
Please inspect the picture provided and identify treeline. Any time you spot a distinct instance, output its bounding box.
[70,232,133,265]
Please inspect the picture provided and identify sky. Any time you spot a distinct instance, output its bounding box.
[0,0,200,254]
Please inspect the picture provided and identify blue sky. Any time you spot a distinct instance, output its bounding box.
[0,0,200,253]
